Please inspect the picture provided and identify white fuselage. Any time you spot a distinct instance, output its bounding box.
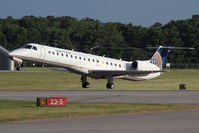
[9,43,161,80]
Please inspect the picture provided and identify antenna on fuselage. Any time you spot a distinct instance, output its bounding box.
[90,46,99,54]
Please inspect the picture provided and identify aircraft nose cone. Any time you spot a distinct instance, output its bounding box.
[9,49,31,60]
[9,49,27,57]
[9,50,19,57]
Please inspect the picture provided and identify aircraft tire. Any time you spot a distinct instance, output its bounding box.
[82,82,90,88]
[16,66,22,71]
[106,83,114,89]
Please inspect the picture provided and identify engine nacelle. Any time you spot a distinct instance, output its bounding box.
[132,60,160,71]
[132,60,138,69]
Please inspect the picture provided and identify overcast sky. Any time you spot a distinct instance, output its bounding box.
[0,0,198,27]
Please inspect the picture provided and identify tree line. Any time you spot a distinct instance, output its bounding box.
[0,15,199,67]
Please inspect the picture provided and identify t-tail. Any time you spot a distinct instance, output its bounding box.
[150,46,169,70]
[150,46,194,70]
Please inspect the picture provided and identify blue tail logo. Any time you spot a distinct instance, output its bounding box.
[150,46,170,70]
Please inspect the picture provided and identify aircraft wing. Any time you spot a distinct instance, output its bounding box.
[88,70,163,77]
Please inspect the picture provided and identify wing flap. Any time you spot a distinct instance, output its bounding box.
[88,70,163,77]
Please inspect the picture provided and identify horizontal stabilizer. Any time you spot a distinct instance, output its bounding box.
[147,46,194,50]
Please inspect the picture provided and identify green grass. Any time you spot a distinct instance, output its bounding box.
[0,68,199,90]
[0,100,196,122]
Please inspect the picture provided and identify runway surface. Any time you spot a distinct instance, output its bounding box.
[1,90,199,133]
[1,108,199,133]
[0,90,199,105]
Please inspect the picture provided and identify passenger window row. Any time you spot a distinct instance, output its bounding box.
[48,50,122,67]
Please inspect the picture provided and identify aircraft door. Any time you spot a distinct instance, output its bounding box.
[39,45,45,60]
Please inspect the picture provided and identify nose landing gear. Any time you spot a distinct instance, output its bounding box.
[16,63,22,71]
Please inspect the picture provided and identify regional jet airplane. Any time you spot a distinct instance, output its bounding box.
[8,43,174,89]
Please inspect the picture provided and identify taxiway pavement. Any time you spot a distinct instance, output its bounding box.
[0,90,199,105]
[1,90,199,133]
[1,108,199,133]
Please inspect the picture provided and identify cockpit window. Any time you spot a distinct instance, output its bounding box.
[33,46,37,51]
[22,45,37,51]
[22,45,32,49]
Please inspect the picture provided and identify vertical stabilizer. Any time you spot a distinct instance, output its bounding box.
[150,46,170,70]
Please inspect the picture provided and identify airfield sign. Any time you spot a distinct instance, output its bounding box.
[47,97,67,106]
[37,97,67,107]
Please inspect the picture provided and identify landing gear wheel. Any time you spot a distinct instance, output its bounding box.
[82,82,90,88]
[16,66,21,71]
[106,83,114,89]
[81,75,90,88]
[106,75,114,89]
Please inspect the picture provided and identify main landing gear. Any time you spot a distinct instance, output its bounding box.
[80,75,114,89]
[81,75,90,88]
[106,76,114,89]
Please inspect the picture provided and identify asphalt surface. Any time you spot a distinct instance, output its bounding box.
[1,108,199,133]
[1,90,199,133]
[0,90,199,105]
